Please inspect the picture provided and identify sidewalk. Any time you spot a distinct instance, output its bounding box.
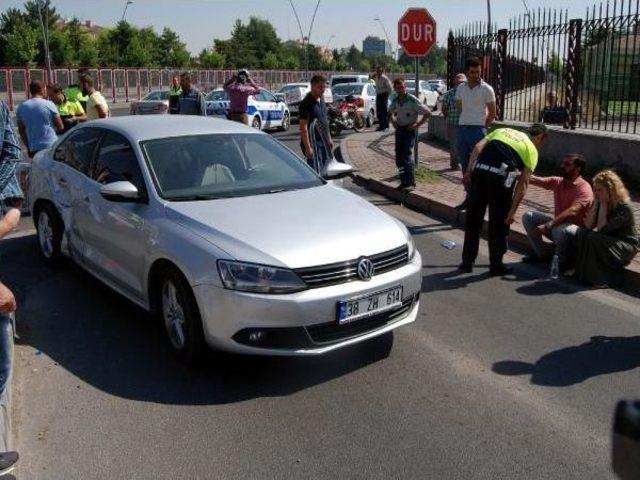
[340,128,640,280]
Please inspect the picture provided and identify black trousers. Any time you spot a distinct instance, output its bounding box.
[376,92,389,129]
[462,171,514,268]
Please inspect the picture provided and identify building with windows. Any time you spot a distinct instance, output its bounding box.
[363,36,392,58]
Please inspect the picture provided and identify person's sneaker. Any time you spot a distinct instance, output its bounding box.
[521,253,546,264]
[0,451,18,476]
[489,265,513,276]
[455,199,469,211]
[458,263,473,273]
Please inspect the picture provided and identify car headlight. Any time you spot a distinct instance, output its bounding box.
[407,235,417,261]
[217,260,307,294]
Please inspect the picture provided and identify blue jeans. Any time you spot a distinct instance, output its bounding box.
[301,141,328,173]
[456,125,487,174]
[395,126,416,186]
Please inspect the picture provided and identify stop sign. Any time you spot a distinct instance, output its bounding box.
[398,8,437,57]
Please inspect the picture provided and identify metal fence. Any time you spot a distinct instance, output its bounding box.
[0,68,341,111]
[448,0,640,134]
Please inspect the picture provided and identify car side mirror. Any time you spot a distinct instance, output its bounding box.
[613,400,640,479]
[99,181,142,202]
[322,158,353,180]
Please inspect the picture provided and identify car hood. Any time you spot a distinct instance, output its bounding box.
[165,184,409,269]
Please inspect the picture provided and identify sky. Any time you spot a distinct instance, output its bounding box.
[3,0,605,55]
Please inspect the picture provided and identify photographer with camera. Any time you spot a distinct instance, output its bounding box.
[223,69,261,125]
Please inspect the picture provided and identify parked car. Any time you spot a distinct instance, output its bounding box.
[331,83,378,127]
[205,88,290,132]
[129,90,170,115]
[275,83,333,121]
[329,74,371,88]
[427,79,447,95]
[404,80,439,110]
[29,116,422,363]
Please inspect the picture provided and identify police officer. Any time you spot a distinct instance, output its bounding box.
[64,68,90,111]
[48,84,86,133]
[459,123,548,276]
[168,75,181,115]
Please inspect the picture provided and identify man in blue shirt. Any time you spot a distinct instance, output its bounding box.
[176,73,206,116]
[16,81,63,157]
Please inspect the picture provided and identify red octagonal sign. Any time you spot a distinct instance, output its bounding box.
[398,8,437,57]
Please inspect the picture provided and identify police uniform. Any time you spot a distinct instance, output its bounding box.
[63,85,89,112]
[461,128,538,271]
[56,98,85,133]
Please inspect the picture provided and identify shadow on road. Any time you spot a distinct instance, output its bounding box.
[6,235,393,406]
[492,335,640,387]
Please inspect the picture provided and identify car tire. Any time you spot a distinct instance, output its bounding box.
[279,112,290,132]
[35,203,64,267]
[251,116,262,130]
[157,266,207,365]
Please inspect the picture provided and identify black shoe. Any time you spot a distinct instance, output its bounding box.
[0,451,18,476]
[489,265,513,276]
[521,253,546,264]
[458,263,473,273]
[455,199,469,211]
[405,183,416,191]
[396,183,409,191]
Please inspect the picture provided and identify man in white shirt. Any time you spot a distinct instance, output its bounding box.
[455,56,497,210]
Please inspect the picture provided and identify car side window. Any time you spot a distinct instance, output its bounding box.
[92,132,145,193]
[53,128,102,176]
[254,91,267,102]
[262,91,276,102]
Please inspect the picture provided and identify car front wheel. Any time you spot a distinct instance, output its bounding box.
[35,203,64,267]
[251,116,262,130]
[158,267,207,364]
[279,112,290,131]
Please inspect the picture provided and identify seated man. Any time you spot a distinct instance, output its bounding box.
[522,153,593,267]
[539,91,567,125]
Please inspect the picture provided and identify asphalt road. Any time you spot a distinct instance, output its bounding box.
[6,127,640,479]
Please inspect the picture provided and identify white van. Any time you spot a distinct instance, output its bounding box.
[330,74,371,88]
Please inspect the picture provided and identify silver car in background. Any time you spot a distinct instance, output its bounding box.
[129,90,170,115]
[404,80,439,111]
[275,83,334,121]
[29,116,422,363]
[331,82,378,127]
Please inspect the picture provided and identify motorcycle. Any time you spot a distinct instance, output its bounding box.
[328,95,366,137]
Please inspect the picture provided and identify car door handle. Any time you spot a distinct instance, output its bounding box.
[58,177,68,186]
[83,196,90,204]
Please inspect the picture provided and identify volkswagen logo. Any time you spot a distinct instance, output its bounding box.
[357,258,375,281]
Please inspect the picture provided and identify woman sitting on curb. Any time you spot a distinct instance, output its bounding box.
[569,170,639,288]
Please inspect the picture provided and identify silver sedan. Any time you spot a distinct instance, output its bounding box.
[29,116,422,363]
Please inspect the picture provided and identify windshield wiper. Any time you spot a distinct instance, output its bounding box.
[170,194,227,201]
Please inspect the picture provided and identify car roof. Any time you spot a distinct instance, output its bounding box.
[83,115,260,142]
[333,82,367,88]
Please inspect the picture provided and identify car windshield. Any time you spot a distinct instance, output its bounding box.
[141,134,323,201]
[332,77,359,87]
[332,84,363,96]
[278,85,304,94]
[143,91,169,101]
[205,90,228,101]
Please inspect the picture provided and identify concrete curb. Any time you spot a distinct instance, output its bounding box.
[338,136,640,292]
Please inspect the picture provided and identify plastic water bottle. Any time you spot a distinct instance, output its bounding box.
[550,254,560,280]
[441,240,457,250]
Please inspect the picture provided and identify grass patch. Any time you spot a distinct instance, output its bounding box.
[606,101,640,117]
[415,165,441,184]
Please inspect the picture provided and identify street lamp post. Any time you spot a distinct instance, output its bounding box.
[36,0,53,84]
[374,17,395,60]
[116,1,133,68]
[287,0,321,80]
[121,0,133,22]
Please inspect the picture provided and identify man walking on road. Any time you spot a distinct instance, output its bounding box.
[176,73,206,116]
[456,57,497,210]
[16,81,64,158]
[223,69,261,125]
[441,73,466,170]
[459,124,548,276]
[521,154,593,268]
[80,75,109,120]
[299,75,332,171]
[371,66,392,131]
[388,78,431,191]
[168,76,181,115]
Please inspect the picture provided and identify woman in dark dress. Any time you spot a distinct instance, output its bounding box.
[573,170,639,288]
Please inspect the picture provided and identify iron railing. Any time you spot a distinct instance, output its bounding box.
[448,0,640,134]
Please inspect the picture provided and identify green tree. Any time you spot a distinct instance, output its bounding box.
[263,51,279,69]
[198,48,225,68]
[4,19,38,65]
[23,0,60,31]
[158,27,190,67]
[0,8,30,65]
[23,0,62,65]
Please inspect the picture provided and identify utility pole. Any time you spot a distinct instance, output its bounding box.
[487,0,492,35]
[374,17,395,60]
[306,0,321,80]
[121,0,133,22]
[287,0,321,80]
[37,0,53,84]
[116,1,133,68]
